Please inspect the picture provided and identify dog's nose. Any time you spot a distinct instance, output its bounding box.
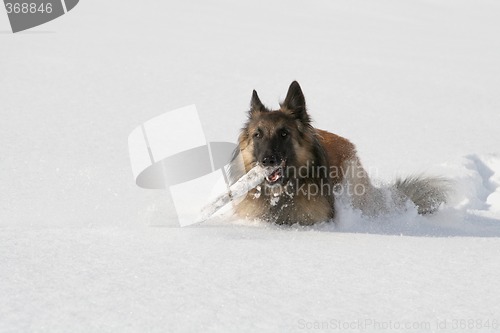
[262,155,278,166]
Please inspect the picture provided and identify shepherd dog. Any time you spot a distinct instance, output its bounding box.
[231,81,450,225]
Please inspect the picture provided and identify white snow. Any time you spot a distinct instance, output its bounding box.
[1,0,500,332]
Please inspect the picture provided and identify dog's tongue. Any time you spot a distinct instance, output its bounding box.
[266,168,282,183]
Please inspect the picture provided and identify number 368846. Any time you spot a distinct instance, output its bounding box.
[5,2,53,14]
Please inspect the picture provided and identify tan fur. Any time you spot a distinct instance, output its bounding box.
[315,129,356,184]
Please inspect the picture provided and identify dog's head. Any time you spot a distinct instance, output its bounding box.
[239,81,318,185]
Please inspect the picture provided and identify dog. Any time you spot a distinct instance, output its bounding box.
[230,81,450,225]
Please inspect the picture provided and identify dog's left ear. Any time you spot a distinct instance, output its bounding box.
[281,81,310,124]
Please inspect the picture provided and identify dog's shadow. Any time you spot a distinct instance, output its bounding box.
[202,209,500,238]
[320,207,500,238]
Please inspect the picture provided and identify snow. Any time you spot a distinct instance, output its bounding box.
[1,0,500,332]
[2,227,500,333]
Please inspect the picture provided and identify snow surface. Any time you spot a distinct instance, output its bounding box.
[1,0,500,332]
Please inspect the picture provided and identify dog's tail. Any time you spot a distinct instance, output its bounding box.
[393,175,452,214]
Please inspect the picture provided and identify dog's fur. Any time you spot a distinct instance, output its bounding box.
[231,81,450,225]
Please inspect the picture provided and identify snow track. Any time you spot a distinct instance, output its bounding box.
[441,154,500,220]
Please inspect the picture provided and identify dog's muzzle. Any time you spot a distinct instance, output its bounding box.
[265,160,286,184]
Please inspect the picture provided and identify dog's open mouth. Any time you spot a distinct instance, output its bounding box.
[265,161,286,184]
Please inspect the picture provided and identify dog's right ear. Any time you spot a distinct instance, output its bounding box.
[249,90,265,114]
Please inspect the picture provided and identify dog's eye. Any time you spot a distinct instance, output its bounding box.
[254,131,261,139]
[281,130,288,138]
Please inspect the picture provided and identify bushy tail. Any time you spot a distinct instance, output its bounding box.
[394,175,452,215]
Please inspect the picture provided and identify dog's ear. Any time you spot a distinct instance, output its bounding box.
[249,90,265,114]
[281,81,310,124]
